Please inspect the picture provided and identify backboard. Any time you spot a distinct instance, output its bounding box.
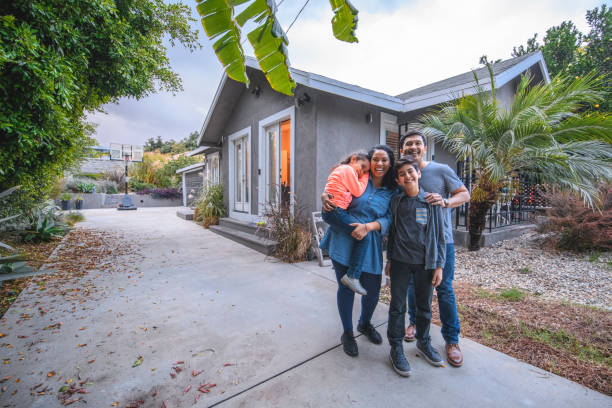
[110,143,143,162]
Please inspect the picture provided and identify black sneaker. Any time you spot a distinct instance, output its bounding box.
[341,330,358,357]
[389,345,411,377]
[357,322,382,345]
[417,339,444,367]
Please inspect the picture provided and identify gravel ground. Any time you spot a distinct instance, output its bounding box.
[454,231,612,310]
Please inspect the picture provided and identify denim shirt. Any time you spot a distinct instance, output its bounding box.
[319,177,395,275]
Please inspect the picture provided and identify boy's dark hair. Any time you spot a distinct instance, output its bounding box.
[399,130,427,153]
[339,150,369,166]
[368,144,397,189]
[395,154,420,173]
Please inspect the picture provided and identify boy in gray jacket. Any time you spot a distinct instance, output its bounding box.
[386,155,446,377]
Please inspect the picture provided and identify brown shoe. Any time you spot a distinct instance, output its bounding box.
[446,343,463,367]
[403,324,416,342]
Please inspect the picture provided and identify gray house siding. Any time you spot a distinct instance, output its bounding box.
[314,90,385,211]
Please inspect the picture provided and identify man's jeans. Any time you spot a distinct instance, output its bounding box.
[407,243,460,344]
[322,208,366,279]
[387,260,433,347]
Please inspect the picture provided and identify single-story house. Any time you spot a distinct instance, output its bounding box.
[191,51,550,248]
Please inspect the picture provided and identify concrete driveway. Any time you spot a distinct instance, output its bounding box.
[0,207,608,407]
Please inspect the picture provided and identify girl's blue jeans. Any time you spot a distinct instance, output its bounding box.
[322,208,366,279]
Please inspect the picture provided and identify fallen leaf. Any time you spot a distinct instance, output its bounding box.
[183,384,191,394]
[87,359,95,364]
[175,360,184,365]
[191,370,203,377]
[0,376,11,383]
[77,344,87,347]
[111,402,118,407]
[47,371,55,377]
[169,372,175,379]
[0,333,4,338]
[132,356,143,367]
[17,335,27,339]
[223,363,235,367]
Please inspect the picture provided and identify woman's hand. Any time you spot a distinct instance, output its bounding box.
[349,223,369,240]
[432,267,443,288]
[384,261,390,278]
[321,192,335,212]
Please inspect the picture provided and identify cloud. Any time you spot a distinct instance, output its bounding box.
[89,0,601,146]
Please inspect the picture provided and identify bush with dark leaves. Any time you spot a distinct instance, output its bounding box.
[538,185,612,252]
[137,188,182,199]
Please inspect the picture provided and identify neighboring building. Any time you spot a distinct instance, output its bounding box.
[193,52,550,249]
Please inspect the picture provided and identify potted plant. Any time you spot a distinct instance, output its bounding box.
[60,193,71,210]
[74,194,84,210]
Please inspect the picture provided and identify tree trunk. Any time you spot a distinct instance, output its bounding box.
[467,183,499,251]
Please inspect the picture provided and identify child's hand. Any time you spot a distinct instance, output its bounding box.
[432,267,442,288]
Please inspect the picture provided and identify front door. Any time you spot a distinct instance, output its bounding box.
[263,119,291,208]
[232,134,249,212]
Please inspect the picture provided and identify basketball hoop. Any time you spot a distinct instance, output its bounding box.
[110,143,143,211]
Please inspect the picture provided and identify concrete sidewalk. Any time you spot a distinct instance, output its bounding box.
[0,207,608,407]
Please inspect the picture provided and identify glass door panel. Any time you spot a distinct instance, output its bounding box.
[233,136,249,212]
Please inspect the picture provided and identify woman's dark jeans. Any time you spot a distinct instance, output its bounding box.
[323,209,367,279]
[331,259,381,332]
[387,260,433,347]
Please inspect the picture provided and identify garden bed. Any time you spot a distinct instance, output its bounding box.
[379,231,612,396]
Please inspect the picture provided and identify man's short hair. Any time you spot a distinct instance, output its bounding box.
[395,155,420,173]
[399,130,427,150]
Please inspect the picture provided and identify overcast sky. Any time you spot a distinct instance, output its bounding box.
[87,0,603,147]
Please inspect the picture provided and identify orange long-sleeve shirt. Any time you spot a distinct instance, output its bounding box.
[324,164,369,210]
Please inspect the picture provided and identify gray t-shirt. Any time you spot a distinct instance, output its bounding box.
[419,161,464,244]
[391,195,427,264]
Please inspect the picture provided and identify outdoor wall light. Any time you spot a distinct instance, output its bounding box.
[251,85,261,97]
[365,113,373,124]
[295,92,311,108]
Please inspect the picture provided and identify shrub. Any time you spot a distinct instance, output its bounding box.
[263,195,311,263]
[138,188,182,199]
[129,179,156,192]
[77,182,96,193]
[22,201,69,242]
[98,180,120,194]
[65,212,85,226]
[103,169,125,185]
[128,153,168,186]
[538,185,612,252]
[193,184,225,227]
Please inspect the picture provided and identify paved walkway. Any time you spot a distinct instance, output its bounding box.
[0,207,608,407]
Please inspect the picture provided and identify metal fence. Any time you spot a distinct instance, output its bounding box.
[454,162,546,232]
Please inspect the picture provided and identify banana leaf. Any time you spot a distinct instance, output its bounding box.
[196,0,249,84]
[329,0,358,43]
[245,13,295,95]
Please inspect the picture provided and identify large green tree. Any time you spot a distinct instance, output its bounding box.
[0,0,199,207]
[513,5,611,110]
[414,71,612,250]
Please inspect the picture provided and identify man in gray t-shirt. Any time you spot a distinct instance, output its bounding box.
[391,130,470,368]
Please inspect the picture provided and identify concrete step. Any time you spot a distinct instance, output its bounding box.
[218,217,269,238]
[176,207,194,220]
[209,225,278,255]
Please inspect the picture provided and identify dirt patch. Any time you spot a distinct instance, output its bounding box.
[0,236,64,317]
[380,281,612,396]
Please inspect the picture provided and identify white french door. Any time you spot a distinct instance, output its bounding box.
[258,107,295,216]
[228,128,251,217]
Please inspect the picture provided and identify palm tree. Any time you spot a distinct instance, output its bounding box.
[413,68,612,250]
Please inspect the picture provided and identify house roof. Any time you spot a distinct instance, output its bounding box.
[176,162,205,174]
[397,52,550,111]
[197,52,549,146]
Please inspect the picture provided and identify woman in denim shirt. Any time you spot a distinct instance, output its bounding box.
[320,145,397,357]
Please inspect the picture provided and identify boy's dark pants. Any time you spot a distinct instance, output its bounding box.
[387,260,434,347]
